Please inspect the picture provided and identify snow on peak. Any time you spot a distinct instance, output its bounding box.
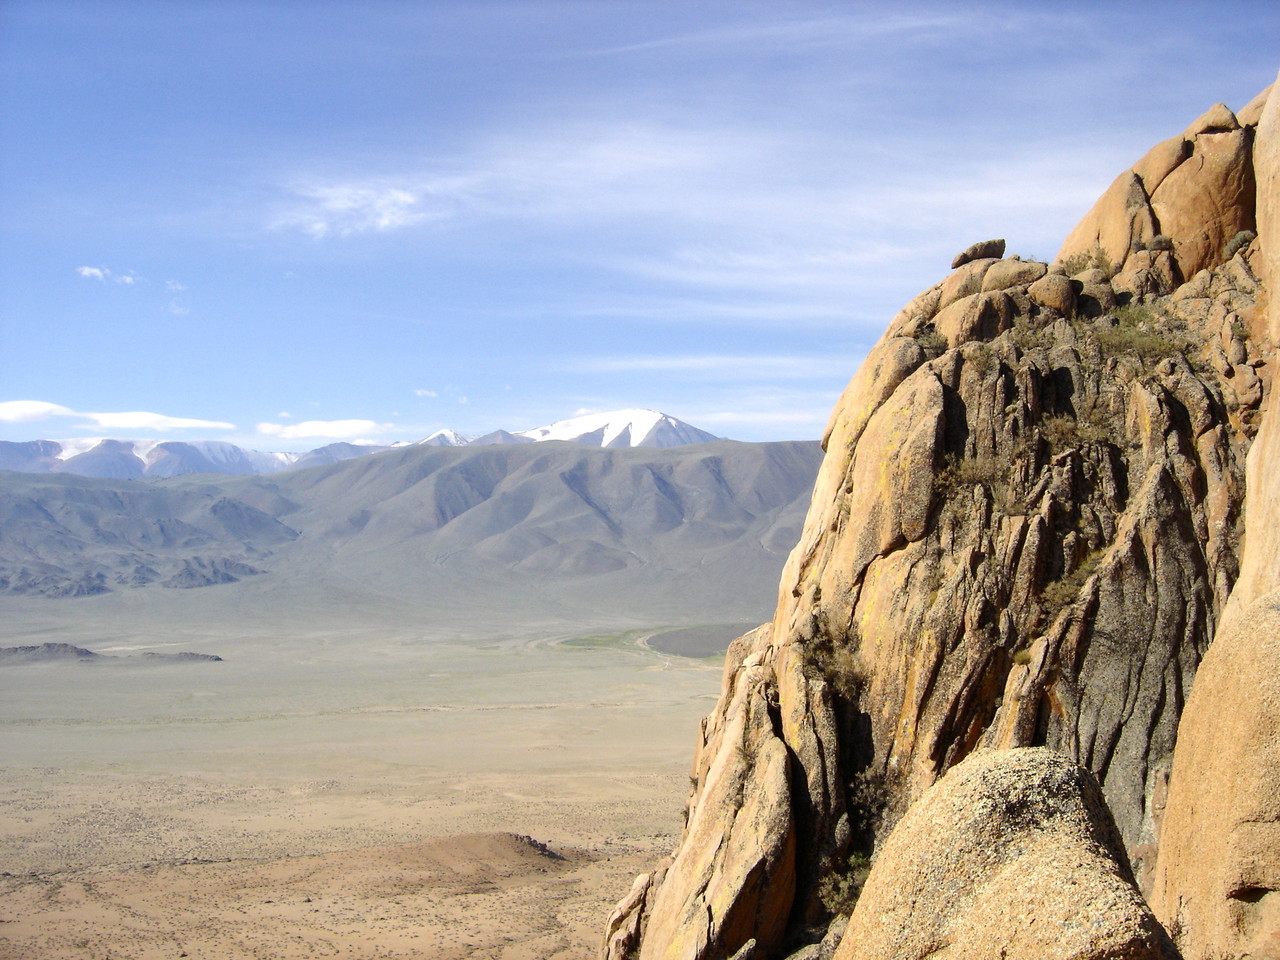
[515,409,719,448]
[417,428,473,447]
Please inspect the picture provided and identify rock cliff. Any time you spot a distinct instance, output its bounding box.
[1148,74,1280,960]
[604,79,1277,960]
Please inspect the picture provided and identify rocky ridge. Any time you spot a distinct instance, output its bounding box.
[605,78,1278,960]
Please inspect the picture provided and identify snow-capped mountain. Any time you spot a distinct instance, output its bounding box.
[513,409,719,448]
[0,438,297,479]
[0,410,723,480]
[417,428,473,447]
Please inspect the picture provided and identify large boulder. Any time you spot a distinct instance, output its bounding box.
[832,749,1177,960]
[1149,593,1280,960]
[1058,99,1263,284]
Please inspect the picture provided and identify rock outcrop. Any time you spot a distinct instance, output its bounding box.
[833,748,1176,960]
[1148,69,1280,960]
[604,82,1276,960]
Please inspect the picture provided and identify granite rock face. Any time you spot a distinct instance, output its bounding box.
[604,83,1276,960]
[832,749,1177,960]
[1149,69,1280,960]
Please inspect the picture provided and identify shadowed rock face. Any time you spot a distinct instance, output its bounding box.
[604,85,1275,960]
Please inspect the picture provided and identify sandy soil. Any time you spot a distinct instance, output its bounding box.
[0,617,726,959]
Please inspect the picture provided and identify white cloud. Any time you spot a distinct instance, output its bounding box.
[277,184,432,238]
[81,411,235,431]
[0,400,75,422]
[413,388,438,397]
[256,418,395,440]
[0,400,235,433]
[75,265,142,285]
[166,299,190,316]
[165,280,186,292]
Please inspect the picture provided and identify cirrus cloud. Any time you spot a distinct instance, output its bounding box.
[0,399,233,432]
[83,410,234,431]
[256,418,395,440]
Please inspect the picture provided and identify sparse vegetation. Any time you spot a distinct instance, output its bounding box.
[817,852,872,916]
[1039,550,1102,612]
[812,632,865,698]
[1223,229,1256,261]
[1086,302,1193,362]
[916,328,948,355]
[1041,406,1111,448]
[1011,648,1033,666]
[1132,234,1173,253]
[1060,245,1116,278]
[936,454,1004,494]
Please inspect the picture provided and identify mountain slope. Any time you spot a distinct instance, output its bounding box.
[0,440,823,625]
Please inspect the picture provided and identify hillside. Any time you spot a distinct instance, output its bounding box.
[0,439,822,631]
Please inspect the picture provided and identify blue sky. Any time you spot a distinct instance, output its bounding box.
[1,1,1276,449]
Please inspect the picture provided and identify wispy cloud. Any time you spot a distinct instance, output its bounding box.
[0,400,76,422]
[589,11,969,57]
[413,388,438,397]
[81,410,233,431]
[0,399,233,432]
[276,183,438,238]
[256,418,395,440]
[76,265,138,284]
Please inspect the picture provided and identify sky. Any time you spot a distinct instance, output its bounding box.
[1,1,1277,450]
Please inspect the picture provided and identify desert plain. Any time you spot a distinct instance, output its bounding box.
[0,593,739,959]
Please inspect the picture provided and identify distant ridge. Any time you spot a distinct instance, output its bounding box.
[0,409,725,479]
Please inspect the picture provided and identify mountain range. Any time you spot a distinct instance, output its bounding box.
[0,409,721,481]
[0,438,823,630]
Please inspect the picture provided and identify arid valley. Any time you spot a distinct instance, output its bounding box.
[0,603,738,959]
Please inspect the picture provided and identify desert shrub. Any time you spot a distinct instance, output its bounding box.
[967,342,997,378]
[817,852,873,916]
[1011,648,1033,666]
[1061,245,1115,279]
[916,328,948,355]
[1132,234,1173,253]
[1223,229,1257,261]
[847,769,895,838]
[813,635,865,698]
[1039,550,1101,612]
[1041,406,1111,448]
[1090,302,1191,362]
[936,454,1004,493]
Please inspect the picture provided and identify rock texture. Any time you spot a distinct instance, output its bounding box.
[605,84,1276,960]
[1149,594,1280,960]
[1149,70,1280,960]
[832,749,1176,960]
[1058,99,1261,288]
